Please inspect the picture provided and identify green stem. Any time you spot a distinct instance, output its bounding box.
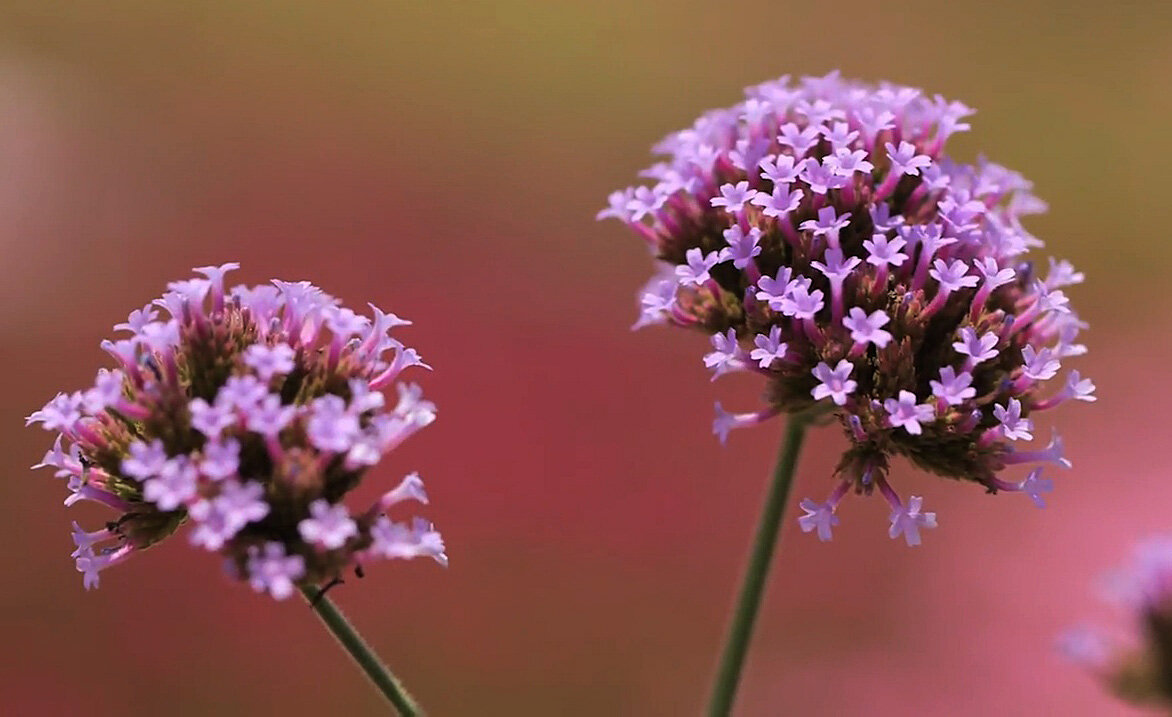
[706,413,812,717]
[300,586,421,716]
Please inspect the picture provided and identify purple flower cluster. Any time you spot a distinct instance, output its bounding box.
[29,264,446,599]
[1062,538,1172,707]
[600,72,1093,545]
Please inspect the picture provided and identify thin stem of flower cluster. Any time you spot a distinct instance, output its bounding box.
[706,411,813,717]
[300,586,421,716]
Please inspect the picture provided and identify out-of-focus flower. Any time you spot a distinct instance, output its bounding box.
[599,72,1093,545]
[29,264,446,599]
[1062,537,1172,708]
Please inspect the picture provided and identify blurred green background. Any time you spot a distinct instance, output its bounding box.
[0,1,1168,714]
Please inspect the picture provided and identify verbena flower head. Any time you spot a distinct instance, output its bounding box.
[1062,537,1172,707]
[599,72,1093,546]
[28,264,446,599]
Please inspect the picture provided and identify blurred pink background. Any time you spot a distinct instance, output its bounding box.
[1,1,1169,714]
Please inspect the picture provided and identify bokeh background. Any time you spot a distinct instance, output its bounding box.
[0,1,1168,715]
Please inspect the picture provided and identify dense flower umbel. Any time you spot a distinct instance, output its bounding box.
[599,72,1093,545]
[28,264,446,599]
[1062,538,1172,707]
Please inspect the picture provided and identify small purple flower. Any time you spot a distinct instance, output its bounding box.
[749,326,788,369]
[25,392,84,434]
[216,375,269,411]
[758,155,802,185]
[801,207,852,247]
[307,395,361,453]
[122,439,169,480]
[200,438,241,481]
[370,517,448,566]
[143,457,199,511]
[929,258,978,293]
[626,186,666,221]
[869,203,904,232]
[244,394,296,438]
[884,391,936,435]
[739,98,773,127]
[75,544,134,591]
[798,499,840,542]
[1045,258,1085,289]
[910,224,957,276]
[749,184,804,218]
[811,248,860,290]
[1006,429,1071,470]
[719,226,762,270]
[138,321,180,353]
[710,181,758,213]
[35,436,79,477]
[189,480,269,550]
[821,122,858,152]
[114,304,159,335]
[1054,316,1089,359]
[675,248,721,287]
[247,542,306,600]
[325,306,372,339]
[703,329,746,381]
[779,284,824,320]
[217,479,270,528]
[243,343,296,382]
[1022,346,1061,381]
[1019,468,1052,508]
[298,499,359,550]
[853,107,895,144]
[888,495,937,547]
[380,472,430,508]
[188,502,238,551]
[730,137,772,174]
[348,378,387,414]
[885,141,932,177]
[811,360,857,406]
[862,233,908,267]
[754,268,793,310]
[952,328,1000,367]
[795,98,844,126]
[975,257,1016,289]
[930,367,976,407]
[394,382,438,426]
[189,398,237,438]
[799,158,847,195]
[1059,370,1097,403]
[194,262,239,310]
[165,278,211,307]
[712,402,770,445]
[633,272,678,330]
[843,308,892,349]
[778,123,821,156]
[71,520,113,559]
[832,148,873,176]
[596,189,633,222]
[82,369,125,414]
[993,398,1033,441]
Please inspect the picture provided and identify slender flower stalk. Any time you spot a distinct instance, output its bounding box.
[708,410,814,717]
[301,586,420,716]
